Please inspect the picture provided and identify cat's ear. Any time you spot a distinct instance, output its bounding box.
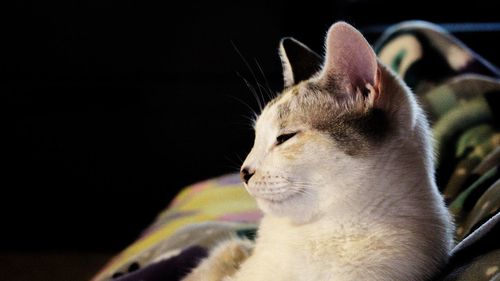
[279,37,322,88]
[319,22,381,108]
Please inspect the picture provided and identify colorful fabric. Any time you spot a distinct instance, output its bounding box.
[92,21,500,281]
[92,174,260,281]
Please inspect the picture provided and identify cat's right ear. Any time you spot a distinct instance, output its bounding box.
[279,37,322,88]
[319,22,381,110]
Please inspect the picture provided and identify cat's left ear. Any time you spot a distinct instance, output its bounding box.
[279,37,323,88]
[319,22,382,109]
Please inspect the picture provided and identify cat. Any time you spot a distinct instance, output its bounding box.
[182,22,454,281]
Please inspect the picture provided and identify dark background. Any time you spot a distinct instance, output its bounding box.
[2,0,500,279]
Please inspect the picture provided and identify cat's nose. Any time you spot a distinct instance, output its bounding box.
[240,167,255,184]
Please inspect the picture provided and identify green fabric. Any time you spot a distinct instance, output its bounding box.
[376,21,500,281]
[459,180,500,241]
[449,166,497,218]
[444,132,500,200]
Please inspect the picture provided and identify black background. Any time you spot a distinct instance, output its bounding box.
[3,0,500,254]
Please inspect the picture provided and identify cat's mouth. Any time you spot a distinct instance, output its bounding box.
[247,185,303,204]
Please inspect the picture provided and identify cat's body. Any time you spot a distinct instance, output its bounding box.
[182,22,453,281]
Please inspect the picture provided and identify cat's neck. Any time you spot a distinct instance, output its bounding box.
[261,143,438,237]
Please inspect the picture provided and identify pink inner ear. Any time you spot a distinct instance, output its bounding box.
[323,22,378,91]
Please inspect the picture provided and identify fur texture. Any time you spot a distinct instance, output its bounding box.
[182,22,454,281]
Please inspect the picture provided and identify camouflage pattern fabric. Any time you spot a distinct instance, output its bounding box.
[92,21,500,281]
[377,21,500,281]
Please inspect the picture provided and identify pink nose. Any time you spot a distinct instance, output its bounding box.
[240,167,255,184]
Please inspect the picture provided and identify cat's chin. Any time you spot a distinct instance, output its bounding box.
[254,192,317,223]
[256,191,301,203]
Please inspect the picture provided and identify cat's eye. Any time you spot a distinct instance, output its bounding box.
[276,132,298,146]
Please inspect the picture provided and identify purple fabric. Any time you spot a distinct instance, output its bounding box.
[114,246,208,281]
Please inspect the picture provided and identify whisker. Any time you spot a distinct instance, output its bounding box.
[227,121,255,131]
[224,155,245,172]
[287,180,314,187]
[237,115,257,129]
[254,58,275,101]
[234,153,245,166]
[236,72,263,112]
[256,83,272,102]
[226,94,259,122]
[231,41,265,111]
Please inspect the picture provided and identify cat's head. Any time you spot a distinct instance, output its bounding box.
[241,22,427,223]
